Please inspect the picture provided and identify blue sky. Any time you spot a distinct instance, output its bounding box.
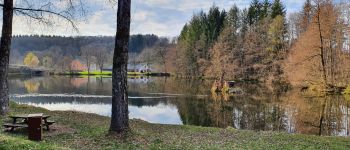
[11,0,307,37]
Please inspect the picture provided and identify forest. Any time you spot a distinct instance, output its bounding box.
[172,0,350,91]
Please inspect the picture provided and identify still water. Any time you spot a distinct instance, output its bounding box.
[9,76,350,136]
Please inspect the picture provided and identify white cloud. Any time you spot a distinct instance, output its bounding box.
[5,0,305,36]
[132,10,155,22]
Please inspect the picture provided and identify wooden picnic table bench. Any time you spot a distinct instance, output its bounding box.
[3,114,55,131]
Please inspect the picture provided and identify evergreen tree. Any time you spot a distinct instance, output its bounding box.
[205,5,226,54]
[247,0,262,25]
[177,5,226,76]
[226,5,239,29]
[271,0,286,18]
[240,9,249,39]
[261,0,271,18]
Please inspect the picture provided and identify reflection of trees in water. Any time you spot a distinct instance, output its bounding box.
[228,84,288,131]
[317,96,348,136]
[280,90,350,136]
[23,80,40,93]
[9,76,350,136]
[128,77,211,96]
[70,77,88,88]
[10,76,113,95]
[173,83,350,136]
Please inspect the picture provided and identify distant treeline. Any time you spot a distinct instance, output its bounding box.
[9,34,173,74]
[11,34,163,55]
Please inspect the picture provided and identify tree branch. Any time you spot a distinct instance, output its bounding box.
[0,3,78,31]
[293,53,321,66]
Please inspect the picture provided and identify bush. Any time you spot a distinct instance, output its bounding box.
[342,86,350,95]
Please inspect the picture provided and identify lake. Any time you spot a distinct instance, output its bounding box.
[9,76,350,136]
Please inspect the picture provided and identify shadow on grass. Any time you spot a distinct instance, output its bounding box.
[3,127,28,137]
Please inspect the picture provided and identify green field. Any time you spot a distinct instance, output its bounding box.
[77,71,150,76]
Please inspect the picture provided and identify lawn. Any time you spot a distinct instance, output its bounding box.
[1,102,350,150]
[77,71,150,76]
[78,71,112,75]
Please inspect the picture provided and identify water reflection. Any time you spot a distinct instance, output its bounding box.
[24,80,40,93]
[8,76,350,136]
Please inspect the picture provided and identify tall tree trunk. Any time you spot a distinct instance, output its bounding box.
[110,0,131,134]
[0,0,13,116]
[316,4,328,88]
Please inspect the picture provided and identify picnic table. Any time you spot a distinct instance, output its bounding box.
[3,114,55,131]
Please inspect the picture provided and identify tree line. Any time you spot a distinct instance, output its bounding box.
[176,0,287,82]
[11,34,162,55]
[9,34,170,73]
[174,0,350,90]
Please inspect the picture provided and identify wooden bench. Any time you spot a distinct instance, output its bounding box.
[43,120,56,131]
[3,123,28,131]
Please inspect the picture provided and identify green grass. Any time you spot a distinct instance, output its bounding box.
[77,71,150,76]
[0,134,65,150]
[1,102,350,150]
[78,71,112,75]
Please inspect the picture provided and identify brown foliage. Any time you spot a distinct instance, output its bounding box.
[70,60,87,72]
[285,0,350,87]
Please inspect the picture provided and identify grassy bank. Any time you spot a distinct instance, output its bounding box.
[78,71,151,76]
[1,102,350,150]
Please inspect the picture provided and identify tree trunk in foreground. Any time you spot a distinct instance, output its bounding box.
[0,0,13,116]
[110,0,131,133]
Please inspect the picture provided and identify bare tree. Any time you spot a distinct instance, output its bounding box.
[154,39,169,73]
[81,45,95,74]
[0,0,83,115]
[285,0,350,88]
[58,56,73,72]
[94,45,108,73]
[137,48,154,67]
[288,13,301,46]
[315,0,328,87]
[110,0,131,134]
[128,52,138,71]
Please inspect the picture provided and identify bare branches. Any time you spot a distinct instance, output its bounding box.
[293,53,321,66]
[0,0,85,33]
[12,5,78,31]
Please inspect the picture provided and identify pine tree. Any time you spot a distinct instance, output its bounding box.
[261,0,271,18]
[226,5,239,29]
[177,5,226,76]
[247,0,262,25]
[271,0,286,18]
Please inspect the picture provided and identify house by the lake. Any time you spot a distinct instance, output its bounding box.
[103,63,151,73]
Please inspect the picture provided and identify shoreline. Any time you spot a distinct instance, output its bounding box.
[1,102,350,149]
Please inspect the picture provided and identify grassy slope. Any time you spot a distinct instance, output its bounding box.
[1,102,350,150]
